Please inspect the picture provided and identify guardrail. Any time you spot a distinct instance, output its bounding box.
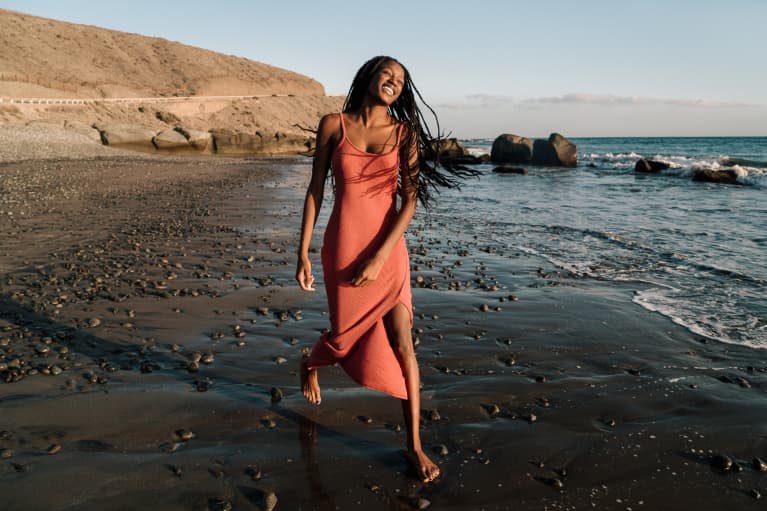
[0,94,294,105]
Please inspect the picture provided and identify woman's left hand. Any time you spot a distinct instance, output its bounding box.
[351,256,384,287]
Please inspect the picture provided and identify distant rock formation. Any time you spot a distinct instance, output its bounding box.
[175,127,214,152]
[209,129,312,155]
[95,124,158,150]
[492,133,576,167]
[0,8,324,98]
[635,159,670,173]
[692,169,741,184]
[491,134,532,164]
[153,130,189,150]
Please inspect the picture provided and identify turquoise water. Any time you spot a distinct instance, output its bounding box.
[428,137,767,349]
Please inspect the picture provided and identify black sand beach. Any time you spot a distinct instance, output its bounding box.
[1,153,766,510]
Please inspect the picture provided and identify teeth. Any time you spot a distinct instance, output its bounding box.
[383,86,394,95]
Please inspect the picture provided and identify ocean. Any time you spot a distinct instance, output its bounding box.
[423,137,767,350]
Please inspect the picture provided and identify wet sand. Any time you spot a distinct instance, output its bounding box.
[1,153,766,510]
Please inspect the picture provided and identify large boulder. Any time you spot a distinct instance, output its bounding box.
[174,127,214,152]
[210,129,313,155]
[692,169,741,184]
[62,120,102,143]
[153,130,190,150]
[95,124,158,149]
[531,133,577,167]
[491,134,533,164]
[635,159,670,173]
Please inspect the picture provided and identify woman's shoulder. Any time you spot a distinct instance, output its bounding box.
[318,112,342,131]
[316,113,343,145]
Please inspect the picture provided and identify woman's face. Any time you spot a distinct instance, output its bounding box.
[368,61,405,106]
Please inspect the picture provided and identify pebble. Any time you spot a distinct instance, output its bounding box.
[0,448,14,459]
[175,429,195,442]
[247,466,263,480]
[485,404,501,417]
[750,489,762,500]
[428,410,441,422]
[435,444,449,457]
[270,387,283,403]
[412,498,431,509]
[201,353,214,364]
[263,491,278,511]
[46,443,62,455]
[275,356,287,365]
[753,457,767,472]
[87,318,101,328]
[711,454,733,472]
[546,477,564,489]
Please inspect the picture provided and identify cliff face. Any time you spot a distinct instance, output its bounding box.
[0,8,324,98]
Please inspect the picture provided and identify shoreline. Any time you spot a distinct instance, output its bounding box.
[1,150,766,510]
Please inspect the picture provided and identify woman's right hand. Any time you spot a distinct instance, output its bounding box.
[296,255,316,291]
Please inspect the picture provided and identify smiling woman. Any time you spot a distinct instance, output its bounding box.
[295,55,472,484]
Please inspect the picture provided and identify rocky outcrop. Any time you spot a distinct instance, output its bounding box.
[63,120,101,143]
[492,166,528,175]
[491,134,532,164]
[155,111,181,125]
[152,130,190,150]
[531,133,577,167]
[210,129,313,155]
[635,159,670,173]
[692,169,741,184]
[175,127,214,152]
[95,124,158,149]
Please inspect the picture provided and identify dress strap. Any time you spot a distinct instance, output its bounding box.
[338,112,346,139]
[395,121,405,147]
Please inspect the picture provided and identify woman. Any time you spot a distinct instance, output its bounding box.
[296,56,468,483]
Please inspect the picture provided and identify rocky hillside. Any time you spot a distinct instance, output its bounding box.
[0,8,324,98]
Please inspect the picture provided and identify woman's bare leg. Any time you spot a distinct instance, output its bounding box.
[386,303,440,483]
[301,356,321,405]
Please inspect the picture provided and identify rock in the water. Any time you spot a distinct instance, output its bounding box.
[412,498,431,509]
[531,133,577,167]
[692,169,741,184]
[635,159,670,173]
[153,130,190,150]
[95,123,158,149]
[491,134,533,164]
[428,138,468,159]
[270,387,283,403]
[492,165,528,174]
[752,457,767,472]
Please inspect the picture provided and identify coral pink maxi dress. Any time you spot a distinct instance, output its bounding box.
[306,113,411,399]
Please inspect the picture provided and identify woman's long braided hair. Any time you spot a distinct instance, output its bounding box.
[342,55,475,208]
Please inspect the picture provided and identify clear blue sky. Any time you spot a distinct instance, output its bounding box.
[3,0,765,137]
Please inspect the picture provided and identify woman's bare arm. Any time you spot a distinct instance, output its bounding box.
[296,114,339,291]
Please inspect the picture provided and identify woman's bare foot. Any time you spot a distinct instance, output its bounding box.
[300,357,321,405]
[406,449,440,483]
